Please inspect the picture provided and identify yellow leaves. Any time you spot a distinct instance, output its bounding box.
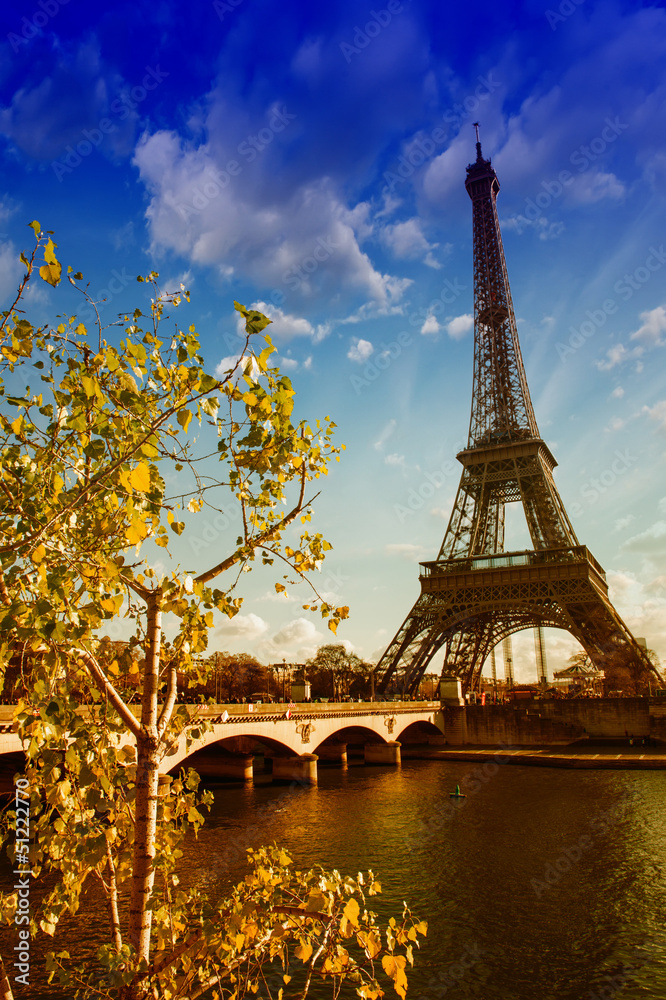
[328,620,338,634]
[10,415,23,435]
[52,473,64,498]
[126,518,149,545]
[381,955,408,1000]
[80,375,96,398]
[274,582,286,595]
[235,932,245,951]
[294,941,313,963]
[129,462,151,492]
[360,929,382,959]
[343,897,360,926]
[243,392,258,407]
[39,239,62,287]
[340,896,361,937]
[32,543,46,563]
[305,890,328,913]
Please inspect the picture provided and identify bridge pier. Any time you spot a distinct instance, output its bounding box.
[272,754,318,785]
[364,741,401,765]
[180,752,255,782]
[315,743,348,766]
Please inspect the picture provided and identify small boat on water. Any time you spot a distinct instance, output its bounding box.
[449,784,466,799]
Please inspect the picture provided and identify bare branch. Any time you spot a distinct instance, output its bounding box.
[74,648,141,738]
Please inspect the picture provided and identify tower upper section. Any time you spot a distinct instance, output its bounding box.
[464,135,539,448]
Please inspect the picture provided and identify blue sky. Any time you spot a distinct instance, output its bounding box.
[2,0,666,681]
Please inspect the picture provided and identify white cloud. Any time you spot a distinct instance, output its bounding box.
[215,613,269,641]
[214,353,260,378]
[0,241,24,308]
[385,543,426,561]
[613,514,636,532]
[133,124,410,310]
[347,337,374,362]
[380,217,440,267]
[385,453,406,468]
[238,301,330,343]
[643,400,666,432]
[630,305,666,348]
[595,344,633,372]
[611,386,625,399]
[503,215,565,241]
[446,314,474,340]
[373,419,397,451]
[420,313,440,336]
[569,171,625,204]
[622,520,666,557]
[257,617,326,662]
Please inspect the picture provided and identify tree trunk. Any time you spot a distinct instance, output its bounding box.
[0,956,14,1000]
[127,592,163,981]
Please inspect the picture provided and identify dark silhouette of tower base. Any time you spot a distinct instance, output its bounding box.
[377,130,657,697]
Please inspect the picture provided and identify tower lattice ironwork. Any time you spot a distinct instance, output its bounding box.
[376,131,657,696]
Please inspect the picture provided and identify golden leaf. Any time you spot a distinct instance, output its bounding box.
[129,463,151,493]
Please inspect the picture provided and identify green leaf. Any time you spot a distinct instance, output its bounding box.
[177,408,192,432]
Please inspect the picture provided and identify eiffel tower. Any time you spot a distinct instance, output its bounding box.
[377,127,657,696]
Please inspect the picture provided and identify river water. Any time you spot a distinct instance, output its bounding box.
[4,757,666,998]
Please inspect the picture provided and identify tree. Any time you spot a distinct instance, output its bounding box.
[600,646,661,697]
[306,645,367,701]
[0,226,425,999]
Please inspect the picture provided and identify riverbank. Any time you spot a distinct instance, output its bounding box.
[401,744,666,769]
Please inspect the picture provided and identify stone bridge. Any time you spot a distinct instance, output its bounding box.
[0,701,445,787]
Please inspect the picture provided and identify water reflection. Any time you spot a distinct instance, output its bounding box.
[2,759,666,998]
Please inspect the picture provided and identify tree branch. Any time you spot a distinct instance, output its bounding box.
[194,466,312,586]
[74,648,141,738]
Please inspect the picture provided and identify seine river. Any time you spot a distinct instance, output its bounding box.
[4,757,666,998]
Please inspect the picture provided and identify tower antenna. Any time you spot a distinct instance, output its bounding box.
[473,121,482,160]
